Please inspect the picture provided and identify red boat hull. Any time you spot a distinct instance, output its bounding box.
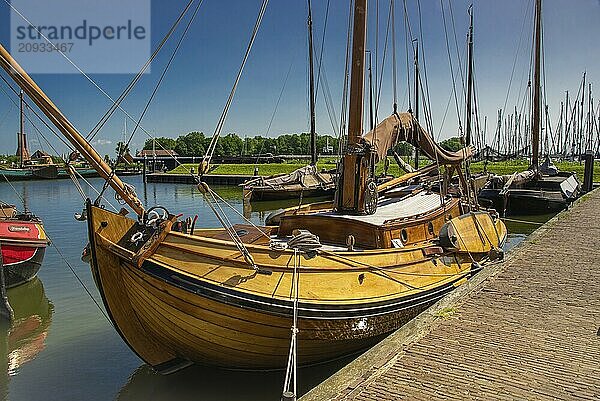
[0,219,49,288]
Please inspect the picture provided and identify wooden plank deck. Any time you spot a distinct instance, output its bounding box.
[301,189,600,401]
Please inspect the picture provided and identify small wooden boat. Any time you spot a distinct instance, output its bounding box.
[0,205,49,288]
[0,165,59,181]
[242,165,336,202]
[0,0,507,374]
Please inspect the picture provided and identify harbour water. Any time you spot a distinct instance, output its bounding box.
[0,177,548,401]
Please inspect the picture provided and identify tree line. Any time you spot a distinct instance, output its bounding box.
[136,132,341,157]
[122,131,462,158]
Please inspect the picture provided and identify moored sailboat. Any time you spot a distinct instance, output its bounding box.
[0,91,58,181]
[0,0,507,374]
[242,1,336,202]
[478,0,581,215]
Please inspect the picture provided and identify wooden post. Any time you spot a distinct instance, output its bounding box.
[583,150,594,193]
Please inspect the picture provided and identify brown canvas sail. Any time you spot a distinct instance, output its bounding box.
[363,113,473,165]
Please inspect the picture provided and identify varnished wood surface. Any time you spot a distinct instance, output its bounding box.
[88,202,506,370]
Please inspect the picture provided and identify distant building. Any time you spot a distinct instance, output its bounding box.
[136,149,179,158]
[30,150,54,165]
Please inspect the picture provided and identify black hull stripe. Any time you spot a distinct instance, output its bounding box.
[141,260,476,320]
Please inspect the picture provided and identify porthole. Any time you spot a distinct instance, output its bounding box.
[400,229,408,243]
[427,222,434,235]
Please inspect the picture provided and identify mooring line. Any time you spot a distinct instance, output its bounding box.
[501,217,545,226]
[49,238,113,327]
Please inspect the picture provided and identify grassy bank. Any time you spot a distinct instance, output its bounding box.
[167,159,600,182]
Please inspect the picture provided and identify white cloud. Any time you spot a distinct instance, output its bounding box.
[95,139,113,145]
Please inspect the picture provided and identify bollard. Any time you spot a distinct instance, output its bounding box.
[583,150,594,193]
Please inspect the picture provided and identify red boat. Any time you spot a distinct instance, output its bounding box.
[0,204,49,288]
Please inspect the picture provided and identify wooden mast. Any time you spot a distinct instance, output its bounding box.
[531,0,541,170]
[307,0,317,166]
[0,44,145,216]
[19,90,24,168]
[465,5,474,147]
[414,41,419,169]
[16,90,31,168]
[336,0,372,215]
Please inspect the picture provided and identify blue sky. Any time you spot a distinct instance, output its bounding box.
[0,0,598,157]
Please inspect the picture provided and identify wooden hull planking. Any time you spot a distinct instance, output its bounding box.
[87,202,505,371]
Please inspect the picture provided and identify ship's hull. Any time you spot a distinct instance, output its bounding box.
[87,202,506,373]
[0,165,58,181]
[0,219,49,288]
[244,186,335,202]
[2,246,46,288]
[478,172,580,216]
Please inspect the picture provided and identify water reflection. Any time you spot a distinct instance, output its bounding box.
[0,278,53,396]
[502,213,555,252]
[117,356,353,401]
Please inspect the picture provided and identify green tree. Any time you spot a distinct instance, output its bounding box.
[115,141,129,157]
[219,133,243,156]
[175,131,206,156]
[439,137,463,152]
[143,137,177,151]
[392,142,414,156]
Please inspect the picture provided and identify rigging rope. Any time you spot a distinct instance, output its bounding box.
[337,0,354,150]
[282,249,299,401]
[86,0,198,142]
[254,54,296,166]
[440,0,464,136]
[202,0,270,170]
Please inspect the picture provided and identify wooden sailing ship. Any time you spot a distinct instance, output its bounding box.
[478,0,581,215]
[0,0,507,373]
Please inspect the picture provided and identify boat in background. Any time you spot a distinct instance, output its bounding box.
[1,91,59,181]
[0,202,49,288]
[478,0,581,215]
[243,165,336,201]
[242,5,336,202]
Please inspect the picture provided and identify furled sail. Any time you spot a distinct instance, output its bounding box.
[362,113,473,165]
